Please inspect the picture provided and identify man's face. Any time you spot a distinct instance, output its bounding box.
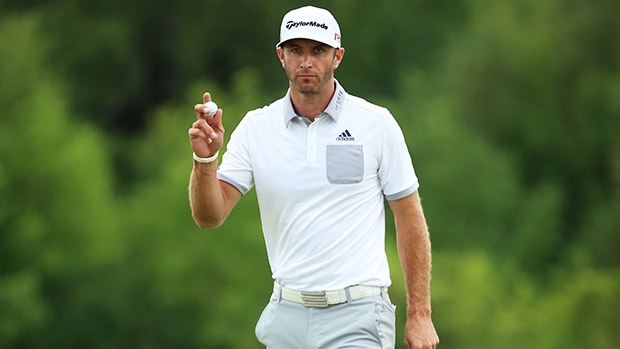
[277,39,344,96]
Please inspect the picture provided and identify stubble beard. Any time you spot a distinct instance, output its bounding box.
[286,65,334,96]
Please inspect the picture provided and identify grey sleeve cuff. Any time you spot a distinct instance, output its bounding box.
[384,184,418,201]
[217,173,251,196]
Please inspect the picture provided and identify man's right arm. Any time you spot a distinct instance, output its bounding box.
[189,162,242,228]
[188,92,242,229]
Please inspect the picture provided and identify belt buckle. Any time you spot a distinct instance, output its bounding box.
[300,291,329,308]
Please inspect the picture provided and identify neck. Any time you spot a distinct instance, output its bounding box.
[290,79,336,122]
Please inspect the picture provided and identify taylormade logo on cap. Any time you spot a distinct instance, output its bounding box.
[277,6,341,48]
[285,20,329,31]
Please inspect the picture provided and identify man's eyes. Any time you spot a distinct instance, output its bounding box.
[289,47,326,54]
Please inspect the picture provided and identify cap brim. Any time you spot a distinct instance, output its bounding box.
[276,35,340,48]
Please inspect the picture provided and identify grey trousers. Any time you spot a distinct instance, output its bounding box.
[255,289,396,349]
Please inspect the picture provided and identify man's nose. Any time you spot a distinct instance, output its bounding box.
[300,53,313,68]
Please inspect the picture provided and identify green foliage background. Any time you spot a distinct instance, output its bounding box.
[1,0,619,348]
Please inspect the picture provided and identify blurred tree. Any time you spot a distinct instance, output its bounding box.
[436,0,620,269]
[0,14,121,347]
[431,252,620,348]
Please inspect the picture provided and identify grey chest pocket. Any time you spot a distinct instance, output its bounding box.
[326,145,364,184]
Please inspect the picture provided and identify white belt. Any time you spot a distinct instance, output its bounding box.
[274,282,384,308]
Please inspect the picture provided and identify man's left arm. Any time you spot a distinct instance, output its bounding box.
[388,190,439,349]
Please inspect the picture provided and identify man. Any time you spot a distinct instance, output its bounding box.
[188,6,439,349]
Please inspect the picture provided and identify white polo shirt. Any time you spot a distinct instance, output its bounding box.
[217,81,419,291]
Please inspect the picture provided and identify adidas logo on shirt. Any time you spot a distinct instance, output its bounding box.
[336,129,355,141]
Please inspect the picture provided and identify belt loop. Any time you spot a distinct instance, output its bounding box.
[344,286,353,304]
[275,282,282,303]
[380,286,388,301]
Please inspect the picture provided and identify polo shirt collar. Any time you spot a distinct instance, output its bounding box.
[283,79,347,128]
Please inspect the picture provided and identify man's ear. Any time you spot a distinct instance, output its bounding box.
[276,46,285,68]
[333,47,345,69]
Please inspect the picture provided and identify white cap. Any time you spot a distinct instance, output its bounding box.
[277,6,341,48]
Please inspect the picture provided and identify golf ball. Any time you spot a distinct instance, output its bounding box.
[204,101,218,116]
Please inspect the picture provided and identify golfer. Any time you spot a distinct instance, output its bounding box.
[188,6,439,349]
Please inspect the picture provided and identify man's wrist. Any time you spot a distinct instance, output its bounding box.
[193,150,219,163]
[407,305,432,318]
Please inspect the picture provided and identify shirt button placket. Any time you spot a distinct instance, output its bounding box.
[307,122,317,163]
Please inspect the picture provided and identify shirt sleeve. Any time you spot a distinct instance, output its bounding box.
[378,112,419,201]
